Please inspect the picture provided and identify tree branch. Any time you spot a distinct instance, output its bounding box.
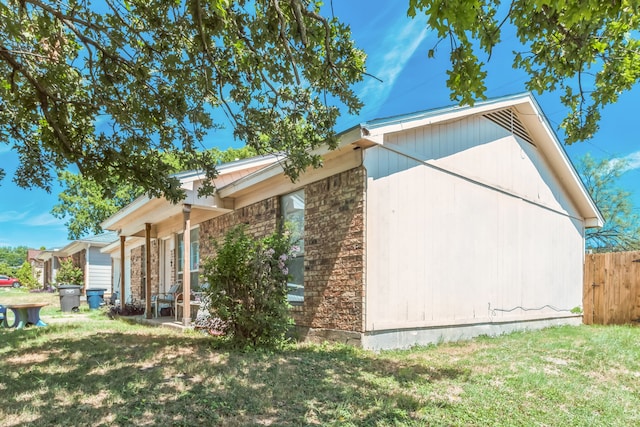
[272,0,301,85]
[0,44,76,158]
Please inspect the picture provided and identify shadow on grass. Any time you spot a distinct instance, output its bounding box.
[0,323,467,426]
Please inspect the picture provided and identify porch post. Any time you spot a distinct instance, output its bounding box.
[182,204,191,326]
[145,223,152,319]
[119,235,126,311]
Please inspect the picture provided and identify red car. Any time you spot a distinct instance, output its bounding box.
[0,275,21,287]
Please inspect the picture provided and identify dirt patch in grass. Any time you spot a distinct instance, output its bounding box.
[5,349,64,365]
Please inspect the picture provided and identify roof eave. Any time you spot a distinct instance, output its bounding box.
[218,126,363,198]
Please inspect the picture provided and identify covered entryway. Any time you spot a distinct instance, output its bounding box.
[101,180,232,324]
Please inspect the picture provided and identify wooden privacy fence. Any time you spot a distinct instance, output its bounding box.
[583,250,640,325]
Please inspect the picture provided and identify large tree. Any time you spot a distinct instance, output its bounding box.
[0,0,365,202]
[0,245,27,267]
[577,153,640,252]
[2,0,640,205]
[409,0,640,142]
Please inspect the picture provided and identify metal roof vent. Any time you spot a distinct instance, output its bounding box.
[483,108,535,146]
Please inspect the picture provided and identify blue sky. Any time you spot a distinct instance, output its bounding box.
[1,1,640,249]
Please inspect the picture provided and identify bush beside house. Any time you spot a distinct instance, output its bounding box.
[201,226,295,348]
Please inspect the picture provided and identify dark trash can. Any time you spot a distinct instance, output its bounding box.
[58,285,82,312]
[86,288,107,309]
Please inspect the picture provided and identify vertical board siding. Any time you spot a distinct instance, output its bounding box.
[365,116,585,331]
[382,116,577,216]
[583,251,640,325]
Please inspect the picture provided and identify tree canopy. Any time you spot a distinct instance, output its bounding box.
[0,0,365,203]
[409,0,640,142]
[0,245,27,267]
[2,0,640,209]
[577,153,640,252]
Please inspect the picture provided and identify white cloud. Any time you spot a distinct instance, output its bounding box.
[0,210,29,223]
[609,151,640,173]
[357,16,431,116]
[22,212,66,227]
[618,151,640,172]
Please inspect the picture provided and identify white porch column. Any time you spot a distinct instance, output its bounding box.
[182,204,191,326]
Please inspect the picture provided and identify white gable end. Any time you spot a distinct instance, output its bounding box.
[374,113,581,218]
[363,102,587,341]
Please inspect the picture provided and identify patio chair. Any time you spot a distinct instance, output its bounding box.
[174,290,203,322]
[151,283,182,318]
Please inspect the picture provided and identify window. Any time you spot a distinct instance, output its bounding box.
[281,189,304,305]
[177,227,200,289]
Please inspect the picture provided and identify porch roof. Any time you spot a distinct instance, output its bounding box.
[56,232,119,257]
[100,190,230,238]
[100,155,278,238]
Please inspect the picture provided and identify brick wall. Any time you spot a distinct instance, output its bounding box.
[130,246,144,301]
[129,240,160,302]
[296,166,366,333]
[199,166,366,335]
[170,248,176,286]
[199,197,279,261]
[150,240,160,295]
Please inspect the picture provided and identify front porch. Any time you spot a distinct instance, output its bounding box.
[130,314,195,331]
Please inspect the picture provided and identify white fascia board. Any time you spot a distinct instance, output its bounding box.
[101,157,279,230]
[217,127,362,198]
[57,241,87,257]
[101,194,152,230]
[520,96,604,227]
[36,251,54,261]
[100,236,145,255]
[101,240,120,254]
[216,155,279,174]
[361,93,535,142]
[216,156,288,198]
[174,156,280,185]
[585,217,604,228]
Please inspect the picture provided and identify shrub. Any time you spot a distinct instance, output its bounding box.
[56,259,84,285]
[15,261,38,289]
[108,302,145,317]
[0,261,15,277]
[201,225,296,348]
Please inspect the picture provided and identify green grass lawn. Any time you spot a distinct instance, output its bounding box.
[1,288,640,426]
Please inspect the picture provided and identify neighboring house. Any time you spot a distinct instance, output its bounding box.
[55,232,118,291]
[101,93,603,350]
[36,249,61,287]
[27,249,45,287]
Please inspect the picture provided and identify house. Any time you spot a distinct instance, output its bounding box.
[36,249,61,288]
[100,93,603,350]
[55,232,118,292]
[27,249,45,287]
